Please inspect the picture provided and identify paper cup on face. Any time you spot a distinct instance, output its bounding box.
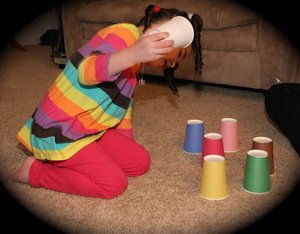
[243,149,271,194]
[201,133,225,167]
[183,119,204,154]
[149,16,194,48]
[220,118,240,153]
[252,136,274,175]
[199,155,229,200]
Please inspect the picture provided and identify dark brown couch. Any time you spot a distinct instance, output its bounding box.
[61,0,300,89]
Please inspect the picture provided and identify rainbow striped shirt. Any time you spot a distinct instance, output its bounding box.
[17,23,141,161]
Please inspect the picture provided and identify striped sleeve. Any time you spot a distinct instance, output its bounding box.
[78,53,119,85]
[77,24,140,85]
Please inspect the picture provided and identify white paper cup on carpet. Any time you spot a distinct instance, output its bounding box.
[149,16,194,48]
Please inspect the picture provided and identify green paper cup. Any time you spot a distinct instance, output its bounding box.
[243,149,271,194]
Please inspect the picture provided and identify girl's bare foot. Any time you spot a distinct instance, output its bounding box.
[9,157,36,184]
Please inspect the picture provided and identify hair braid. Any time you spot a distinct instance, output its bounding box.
[190,14,204,72]
[163,64,179,96]
[143,5,155,31]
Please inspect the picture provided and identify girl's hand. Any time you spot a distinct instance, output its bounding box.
[108,32,174,76]
[128,32,175,64]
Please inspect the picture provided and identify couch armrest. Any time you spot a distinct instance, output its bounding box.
[296,57,300,83]
[259,18,299,88]
[61,0,87,58]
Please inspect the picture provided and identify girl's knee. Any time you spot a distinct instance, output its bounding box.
[134,146,151,176]
[95,171,128,199]
[141,149,151,174]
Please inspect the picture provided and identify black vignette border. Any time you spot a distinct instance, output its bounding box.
[1,0,299,234]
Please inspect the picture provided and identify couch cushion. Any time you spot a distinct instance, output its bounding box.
[202,23,258,51]
[78,0,259,30]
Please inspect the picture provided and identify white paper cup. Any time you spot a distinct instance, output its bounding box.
[149,16,194,48]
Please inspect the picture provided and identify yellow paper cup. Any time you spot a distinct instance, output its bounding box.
[199,155,229,200]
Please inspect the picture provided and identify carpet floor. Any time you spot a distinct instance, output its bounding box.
[0,45,299,233]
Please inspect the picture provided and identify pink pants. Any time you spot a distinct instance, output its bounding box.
[29,129,151,198]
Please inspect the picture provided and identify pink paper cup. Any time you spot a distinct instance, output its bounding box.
[201,133,225,168]
[220,118,240,153]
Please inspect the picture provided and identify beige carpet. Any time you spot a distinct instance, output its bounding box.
[0,45,299,233]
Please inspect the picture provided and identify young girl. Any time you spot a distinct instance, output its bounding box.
[10,5,203,198]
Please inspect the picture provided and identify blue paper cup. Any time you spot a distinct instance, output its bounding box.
[183,119,204,154]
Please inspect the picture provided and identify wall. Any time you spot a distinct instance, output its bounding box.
[14,6,59,46]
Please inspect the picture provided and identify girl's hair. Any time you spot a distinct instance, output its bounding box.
[137,4,204,95]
